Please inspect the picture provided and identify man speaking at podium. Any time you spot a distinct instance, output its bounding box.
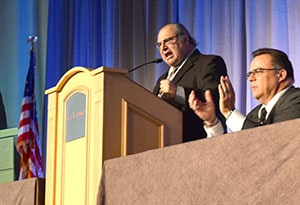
[153,23,228,142]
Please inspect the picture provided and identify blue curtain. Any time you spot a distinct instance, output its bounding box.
[1,0,300,166]
[45,0,300,113]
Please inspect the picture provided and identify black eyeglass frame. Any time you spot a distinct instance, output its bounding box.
[156,33,184,49]
[246,67,281,78]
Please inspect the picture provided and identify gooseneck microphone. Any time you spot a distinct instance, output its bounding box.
[128,58,163,73]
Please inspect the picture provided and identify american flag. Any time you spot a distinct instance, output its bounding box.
[16,43,44,179]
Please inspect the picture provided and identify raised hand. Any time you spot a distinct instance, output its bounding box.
[218,76,235,118]
[188,89,216,124]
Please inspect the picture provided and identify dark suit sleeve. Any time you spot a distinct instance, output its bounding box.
[0,92,7,129]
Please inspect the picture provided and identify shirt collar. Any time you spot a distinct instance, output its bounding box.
[260,86,291,117]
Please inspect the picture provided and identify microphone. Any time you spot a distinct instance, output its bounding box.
[128,58,163,73]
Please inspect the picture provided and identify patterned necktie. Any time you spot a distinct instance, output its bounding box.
[157,66,177,97]
[259,107,267,125]
[167,66,177,80]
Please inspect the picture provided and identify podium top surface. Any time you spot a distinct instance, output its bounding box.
[45,66,128,95]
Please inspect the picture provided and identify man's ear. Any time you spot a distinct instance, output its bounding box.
[183,34,190,44]
[278,68,287,81]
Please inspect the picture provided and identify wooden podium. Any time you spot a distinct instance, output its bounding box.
[44,66,182,205]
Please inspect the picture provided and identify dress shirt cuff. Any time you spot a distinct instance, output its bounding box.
[226,109,246,132]
[204,119,224,138]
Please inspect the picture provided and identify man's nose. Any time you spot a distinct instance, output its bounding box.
[161,43,168,51]
[248,74,255,82]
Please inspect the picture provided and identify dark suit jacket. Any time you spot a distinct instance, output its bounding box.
[243,86,300,129]
[0,91,7,129]
[153,49,228,142]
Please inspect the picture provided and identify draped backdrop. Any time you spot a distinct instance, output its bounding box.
[0,0,300,167]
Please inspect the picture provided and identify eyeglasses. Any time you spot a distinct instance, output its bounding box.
[246,68,280,78]
[156,33,183,49]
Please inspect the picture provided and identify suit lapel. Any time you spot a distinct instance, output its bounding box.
[171,49,200,84]
[265,86,294,124]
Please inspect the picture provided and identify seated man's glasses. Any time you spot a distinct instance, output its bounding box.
[246,68,281,78]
